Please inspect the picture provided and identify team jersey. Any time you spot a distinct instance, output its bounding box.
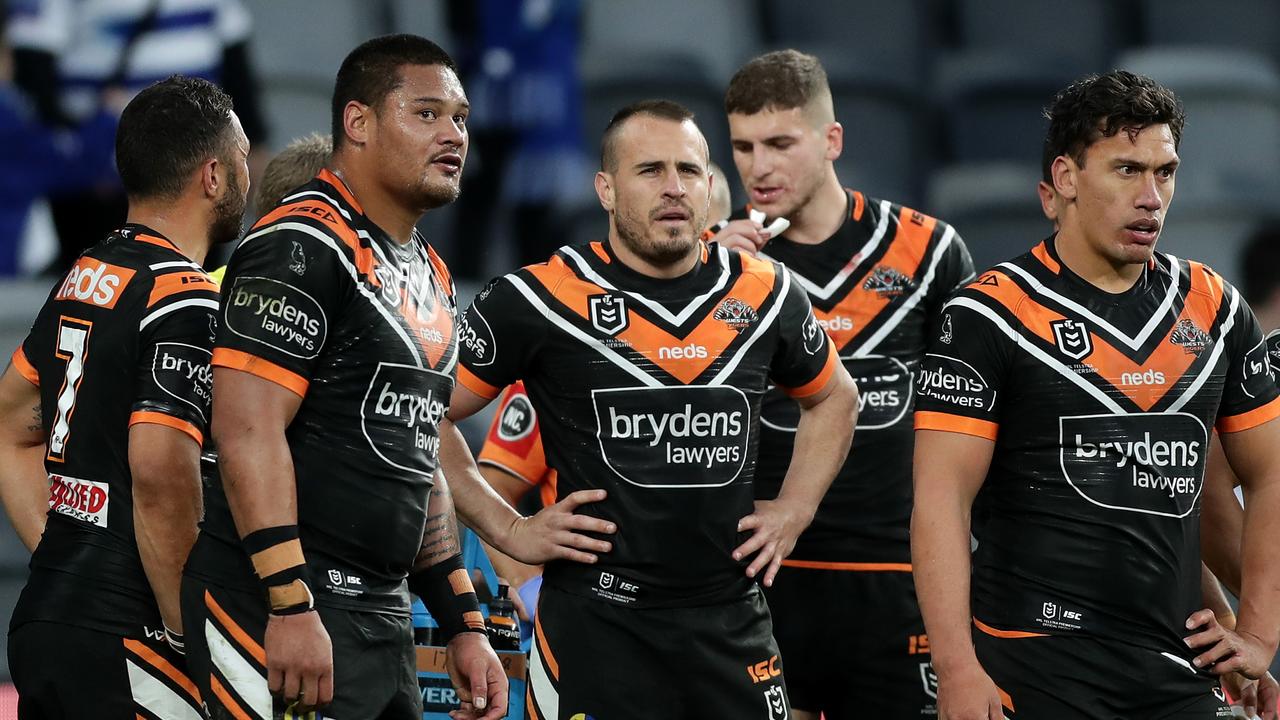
[477,381,558,508]
[748,190,974,563]
[10,225,219,636]
[186,169,459,616]
[456,241,839,608]
[915,237,1280,655]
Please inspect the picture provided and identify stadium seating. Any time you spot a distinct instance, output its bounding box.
[1138,0,1280,68]
[926,162,1050,272]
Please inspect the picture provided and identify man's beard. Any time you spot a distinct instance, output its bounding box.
[209,165,247,245]
[613,206,699,268]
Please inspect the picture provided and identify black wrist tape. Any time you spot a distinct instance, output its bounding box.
[407,554,485,643]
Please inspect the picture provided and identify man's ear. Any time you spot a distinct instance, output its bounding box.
[825,121,843,163]
[200,157,221,199]
[1052,155,1078,201]
[595,171,615,212]
[343,100,372,147]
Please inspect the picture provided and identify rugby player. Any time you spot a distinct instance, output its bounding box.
[913,70,1280,719]
[179,35,513,719]
[707,49,975,719]
[449,99,859,718]
[0,76,245,718]
[473,160,733,621]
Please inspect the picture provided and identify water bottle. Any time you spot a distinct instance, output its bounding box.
[485,583,521,651]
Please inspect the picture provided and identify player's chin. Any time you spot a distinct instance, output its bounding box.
[417,178,462,209]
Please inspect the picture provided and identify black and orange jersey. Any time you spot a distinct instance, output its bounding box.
[9,225,219,637]
[186,169,458,616]
[915,237,1280,656]
[456,241,839,608]
[746,190,974,564]
[477,381,558,508]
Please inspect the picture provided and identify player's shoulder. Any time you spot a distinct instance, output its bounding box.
[243,170,364,252]
[945,248,1039,318]
[1169,253,1234,303]
[51,227,216,315]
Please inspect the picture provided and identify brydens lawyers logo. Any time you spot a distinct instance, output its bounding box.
[1051,318,1092,360]
[1170,319,1212,356]
[589,294,628,335]
[714,297,758,333]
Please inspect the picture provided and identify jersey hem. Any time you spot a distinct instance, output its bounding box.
[211,348,309,397]
[10,347,38,386]
[128,410,203,446]
[914,411,999,440]
[1217,395,1280,434]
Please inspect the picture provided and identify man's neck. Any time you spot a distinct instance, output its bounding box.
[607,235,699,280]
[776,170,847,246]
[329,160,418,245]
[1054,224,1144,294]
[125,202,210,265]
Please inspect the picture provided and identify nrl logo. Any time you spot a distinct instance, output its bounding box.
[589,294,629,336]
[862,265,911,297]
[1050,318,1092,361]
[1169,319,1212,356]
[714,297,759,333]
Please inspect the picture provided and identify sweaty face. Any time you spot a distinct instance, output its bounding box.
[1069,123,1178,267]
[729,106,831,218]
[210,114,251,245]
[370,64,469,211]
[606,117,711,268]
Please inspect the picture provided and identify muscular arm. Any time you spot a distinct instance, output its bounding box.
[1202,563,1237,630]
[911,430,996,678]
[414,471,462,572]
[211,368,303,540]
[0,366,49,551]
[1202,436,1244,596]
[1218,418,1280,657]
[476,467,540,588]
[130,423,202,632]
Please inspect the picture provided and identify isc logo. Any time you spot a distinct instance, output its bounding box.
[747,655,781,684]
[657,343,708,360]
[56,257,135,308]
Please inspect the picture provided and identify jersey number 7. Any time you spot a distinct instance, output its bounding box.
[48,317,93,463]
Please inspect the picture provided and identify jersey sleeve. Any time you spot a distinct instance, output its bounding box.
[476,382,550,485]
[1216,291,1280,433]
[131,271,222,445]
[211,227,352,397]
[10,342,39,387]
[925,227,976,317]
[455,276,543,400]
[769,270,840,398]
[913,290,1013,441]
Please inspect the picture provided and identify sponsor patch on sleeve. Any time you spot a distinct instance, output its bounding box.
[916,353,996,412]
[458,308,496,367]
[150,342,213,421]
[224,276,327,359]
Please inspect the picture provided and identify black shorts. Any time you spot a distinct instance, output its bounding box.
[528,584,789,720]
[974,624,1232,719]
[179,576,420,720]
[763,564,933,718]
[9,620,203,719]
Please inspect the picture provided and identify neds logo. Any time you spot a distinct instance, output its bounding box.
[658,343,708,360]
[1120,369,1165,386]
[818,316,854,332]
[56,258,135,308]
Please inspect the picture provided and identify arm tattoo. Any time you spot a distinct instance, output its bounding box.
[26,401,42,435]
[415,478,461,569]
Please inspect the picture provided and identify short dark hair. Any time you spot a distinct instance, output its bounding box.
[115,75,236,200]
[724,49,829,116]
[331,33,457,150]
[1241,222,1280,305]
[600,99,697,171]
[1043,70,1185,175]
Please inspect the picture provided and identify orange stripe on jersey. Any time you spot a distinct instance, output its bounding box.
[129,411,203,446]
[205,590,267,665]
[457,365,501,399]
[590,242,611,263]
[10,347,38,386]
[260,199,381,286]
[779,343,838,398]
[781,559,912,572]
[1031,240,1061,274]
[915,411,999,440]
[133,233,177,250]
[534,613,560,681]
[851,190,865,221]
[148,271,218,307]
[318,168,364,215]
[1218,396,1280,434]
[479,440,550,486]
[212,348,309,397]
[816,206,936,349]
[974,617,1047,640]
[122,638,202,703]
[209,675,255,720]
[997,684,1016,712]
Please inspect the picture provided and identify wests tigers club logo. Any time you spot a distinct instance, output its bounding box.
[1169,319,1212,356]
[714,297,758,333]
[862,265,911,297]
